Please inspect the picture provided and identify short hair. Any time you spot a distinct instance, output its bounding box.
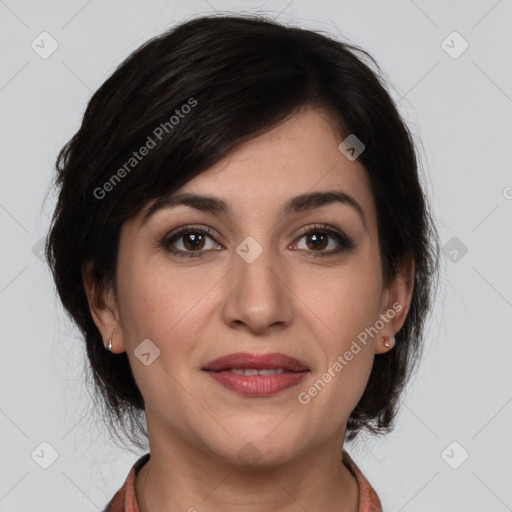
[46,13,440,449]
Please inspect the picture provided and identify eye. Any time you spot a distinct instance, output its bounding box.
[291,224,355,258]
[160,226,222,258]
[159,223,355,259]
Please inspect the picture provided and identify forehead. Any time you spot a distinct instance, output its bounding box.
[135,107,377,232]
[184,109,369,202]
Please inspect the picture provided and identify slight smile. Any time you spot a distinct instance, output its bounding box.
[202,352,311,397]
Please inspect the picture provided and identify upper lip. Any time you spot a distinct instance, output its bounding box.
[203,352,310,372]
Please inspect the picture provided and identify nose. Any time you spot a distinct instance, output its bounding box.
[221,239,293,335]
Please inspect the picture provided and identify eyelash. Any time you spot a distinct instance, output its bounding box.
[158,223,356,259]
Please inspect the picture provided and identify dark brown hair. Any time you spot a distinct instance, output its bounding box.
[46,13,440,449]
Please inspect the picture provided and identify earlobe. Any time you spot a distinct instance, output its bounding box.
[375,335,396,355]
[82,263,121,353]
[382,335,395,349]
[376,252,415,354]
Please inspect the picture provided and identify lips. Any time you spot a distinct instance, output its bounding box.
[203,352,310,397]
[202,352,310,372]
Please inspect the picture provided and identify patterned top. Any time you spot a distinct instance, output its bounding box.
[102,450,382,511]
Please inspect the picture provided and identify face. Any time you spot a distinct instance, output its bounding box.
[88,106,411,466]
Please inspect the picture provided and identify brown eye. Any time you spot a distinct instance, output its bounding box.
[160,223,355,260]
[161,226,222,258]
[292,224,356,258]
[181,232,206,251]
[304,232,329,251]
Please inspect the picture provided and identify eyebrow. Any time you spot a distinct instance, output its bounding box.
[142,190,367,230]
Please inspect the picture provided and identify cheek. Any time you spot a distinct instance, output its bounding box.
[297,262,383,342]
[115,255,219,355]
[116,253,169,335]
[300,333,375,429]
[114,260,212,404]
[295,264,381,402]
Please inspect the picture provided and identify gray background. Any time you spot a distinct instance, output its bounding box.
[1,0,511,510]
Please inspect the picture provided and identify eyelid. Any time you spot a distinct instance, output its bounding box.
[163,224,225,244]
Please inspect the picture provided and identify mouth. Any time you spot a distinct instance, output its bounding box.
[202,352,310,397]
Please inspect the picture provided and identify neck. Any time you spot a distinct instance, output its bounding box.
[135,426,359,512]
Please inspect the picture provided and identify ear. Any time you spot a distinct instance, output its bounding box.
[82,262,123,353]
[375,252,415,355]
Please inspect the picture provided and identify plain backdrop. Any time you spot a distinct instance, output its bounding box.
[1,0,511,510]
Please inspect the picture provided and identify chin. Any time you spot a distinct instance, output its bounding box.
[215,426,302,468]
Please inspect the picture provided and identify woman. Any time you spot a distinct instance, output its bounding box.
[46,13,440,512]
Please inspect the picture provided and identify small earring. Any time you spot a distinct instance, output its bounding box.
[106,339,112,352]
[383,336,395,349]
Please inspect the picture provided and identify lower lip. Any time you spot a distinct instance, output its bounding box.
[204,370,309,397]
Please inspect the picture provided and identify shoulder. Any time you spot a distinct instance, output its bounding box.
[342,450,382,512]
[102,453,150,512]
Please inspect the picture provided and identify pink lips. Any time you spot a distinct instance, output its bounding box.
[202,352,310,397]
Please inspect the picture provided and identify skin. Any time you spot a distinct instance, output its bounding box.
[84,106,414,512]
